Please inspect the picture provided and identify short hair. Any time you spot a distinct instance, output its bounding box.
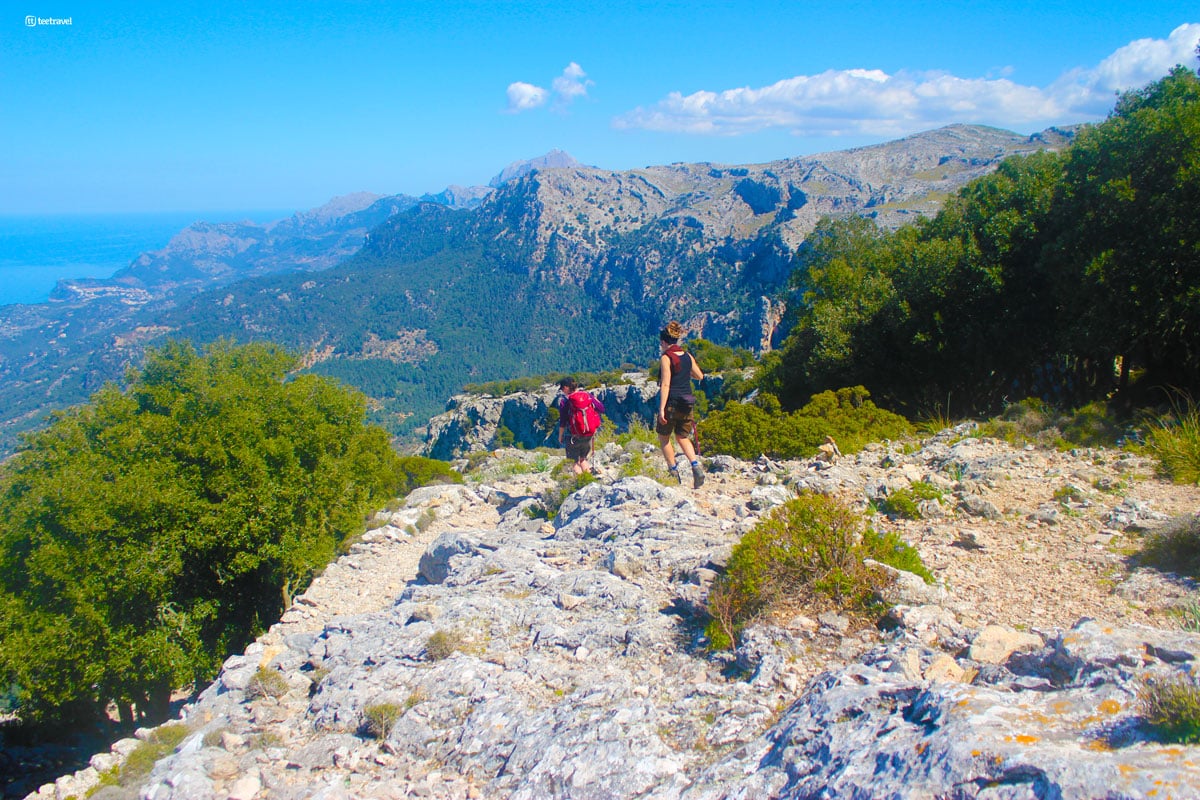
[558,377,577,392]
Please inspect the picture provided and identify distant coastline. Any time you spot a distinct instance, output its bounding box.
[0,210,292,307]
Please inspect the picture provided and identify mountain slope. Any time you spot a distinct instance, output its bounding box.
[0,126,1075,452]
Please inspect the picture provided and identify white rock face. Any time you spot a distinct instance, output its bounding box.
[40,431,1200,800]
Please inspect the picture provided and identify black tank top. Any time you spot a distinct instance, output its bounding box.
[668,351,693,399]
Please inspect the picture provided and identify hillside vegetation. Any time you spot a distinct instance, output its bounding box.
[759,66,1200,418]
[0,341,453,731]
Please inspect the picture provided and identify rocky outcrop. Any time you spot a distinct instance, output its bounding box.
[422,375,732,459]
[36,431,1200,799]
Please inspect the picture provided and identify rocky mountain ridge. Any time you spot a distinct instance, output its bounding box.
[29,428,1200,799]
[0,126,1075,455]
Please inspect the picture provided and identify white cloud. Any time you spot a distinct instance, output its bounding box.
[505,63,592,113]
[614,23,1200,136]
[506,81,549,113]
[552,62,593,102]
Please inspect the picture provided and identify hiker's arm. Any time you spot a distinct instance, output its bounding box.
[658,355,672,422]
[690,358,704,380]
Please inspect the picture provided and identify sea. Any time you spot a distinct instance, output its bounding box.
[0,210,292,307]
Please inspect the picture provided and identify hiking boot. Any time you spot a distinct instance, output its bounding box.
[669,465,684,484]
[691,462,705,489]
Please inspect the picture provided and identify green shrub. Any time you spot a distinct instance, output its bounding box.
[463,450,491,473]
[705,492,931,649]
[362,702,403,739]
[1138,514,1200,579]
[0,340,405,727]
[980,397,1055,445]
[1145,397,1200,485]
[120,723,191,780]
[878,481,943,520]
[246,666,289,699]
[614,415,660,447]
[1140,672,1200,744]
[494,423,516,448]
[1059,401,1125,448]
[699,386,911,461]
[981,398,1126,450]
[395,455,462,495]
[861,528,934,584]
[616,450,672,484]
[1053,484,1086,504]
[425,630,465,661]
[531,472,597,520]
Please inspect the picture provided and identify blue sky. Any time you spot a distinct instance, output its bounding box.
[3,1,1198,215]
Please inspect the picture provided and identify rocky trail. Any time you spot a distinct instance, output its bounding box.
[34,428,1200,799]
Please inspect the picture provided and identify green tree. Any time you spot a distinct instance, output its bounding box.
[0,340,405,728]
[765,65,1200,415]
[1049,66,1200,401]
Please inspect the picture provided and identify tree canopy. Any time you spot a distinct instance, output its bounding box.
[0,340,408,728]
[763,66,1200,415]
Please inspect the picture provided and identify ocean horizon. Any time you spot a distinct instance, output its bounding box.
[0,210,293,307]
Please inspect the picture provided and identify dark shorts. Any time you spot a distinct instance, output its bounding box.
[656,397,695,438]
[564,434,594,461]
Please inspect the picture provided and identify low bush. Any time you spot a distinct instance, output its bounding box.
[530,472,597,520]
[878,481,943,520]
[1145,396,1200,485]
[119,723,191,780]
[362,702,403,739]
[425,630,466,661]
[1140,672,1200,744]
[980,398,1126,450]
[395,455,462,494]
[1138,514,1200,579]
[246,666,289,699]
[699,386,911,461]
[861,528,934,584]
[705,491,932,649]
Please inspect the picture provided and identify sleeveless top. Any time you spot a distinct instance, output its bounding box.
[665,347,694,400]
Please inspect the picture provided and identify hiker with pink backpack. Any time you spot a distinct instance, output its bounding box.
[657,321,705,488]
[557,377,605,476]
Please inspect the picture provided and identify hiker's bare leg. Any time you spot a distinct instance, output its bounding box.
[658,434,676,468]
[677,436,697,463]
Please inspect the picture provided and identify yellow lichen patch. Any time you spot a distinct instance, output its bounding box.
[1118,764,1139,776]
[1003,735,1041,745]
[1097,699,1122,715]
[915,742,928,755]
[1082,739,1112,752]
[971,750,983,757]
[1051,700,1074,715]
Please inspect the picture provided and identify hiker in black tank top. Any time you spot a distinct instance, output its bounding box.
[656,321,706,489]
